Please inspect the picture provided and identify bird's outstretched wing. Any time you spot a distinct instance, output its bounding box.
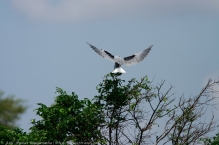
[124,45,153,66]
[87,42,117,63]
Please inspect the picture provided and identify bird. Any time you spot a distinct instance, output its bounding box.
[87,42,153,73]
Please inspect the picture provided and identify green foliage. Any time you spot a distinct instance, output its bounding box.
[28,87,106,144]
[0,87,106,144]
[95,73,131,111]
[0,90,27,128]
[94,73,153,144]
[200,130,219,145]
[0,74,218,145]
[0,125,28,143]
[95,73,132,142]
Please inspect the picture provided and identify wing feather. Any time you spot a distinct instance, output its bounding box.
[87,42,115,62]
[124,45,153,66]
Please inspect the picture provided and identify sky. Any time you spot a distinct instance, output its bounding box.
[0,0,219,137]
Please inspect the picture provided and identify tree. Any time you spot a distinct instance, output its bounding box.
[94,74,219,145]
[28,88,106,144]
[0,74,218,145]
[0,90,27,128]
[0,88,106,144]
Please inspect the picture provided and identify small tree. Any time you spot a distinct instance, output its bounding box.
[0,90,27,128]
[28,88,106,144]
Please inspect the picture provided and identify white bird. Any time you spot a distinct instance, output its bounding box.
[87,42,153,73]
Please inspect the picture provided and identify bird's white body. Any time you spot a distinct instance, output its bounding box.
[112,62,126,73]
[112,67,126,73]
[87,42,152,73]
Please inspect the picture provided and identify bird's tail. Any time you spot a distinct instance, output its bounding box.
[112,67,126,73]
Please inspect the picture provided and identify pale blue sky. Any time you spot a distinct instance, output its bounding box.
[0,0,219,134]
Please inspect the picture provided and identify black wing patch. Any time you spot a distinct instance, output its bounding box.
[104,50,114,59]
[124,55,136,61]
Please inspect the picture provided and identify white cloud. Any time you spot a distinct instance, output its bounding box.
[11,0,219,22]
